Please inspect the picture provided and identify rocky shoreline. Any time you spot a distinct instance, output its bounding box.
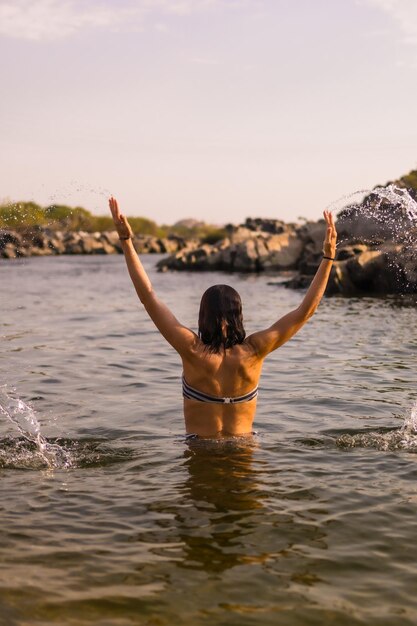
[2,196,417,296]
[0,228,192,259]
[155,210,417,295]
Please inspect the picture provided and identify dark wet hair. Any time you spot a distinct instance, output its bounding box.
[198,284,246,353]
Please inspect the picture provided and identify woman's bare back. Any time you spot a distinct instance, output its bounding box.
[182,337,263,437]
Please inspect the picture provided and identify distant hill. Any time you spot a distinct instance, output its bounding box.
[172,218,206,230]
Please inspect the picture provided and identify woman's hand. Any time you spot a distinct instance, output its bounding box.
[109,196,134,240]
[322,210,337,258]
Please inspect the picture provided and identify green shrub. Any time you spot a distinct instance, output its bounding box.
[0,200,226,241]
[0,201,160,234]
[0,201,45,228]
[127,217,159,236]
[400,170,417,192]
[200,228,228,244]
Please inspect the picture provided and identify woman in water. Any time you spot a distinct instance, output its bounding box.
[109,197,337,438]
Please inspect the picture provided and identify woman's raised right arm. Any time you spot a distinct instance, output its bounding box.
[109,197,196,354]
[247,210,337,358]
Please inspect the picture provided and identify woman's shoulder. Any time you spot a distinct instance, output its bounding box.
[240,341,262,365]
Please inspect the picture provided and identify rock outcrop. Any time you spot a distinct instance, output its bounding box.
[155,181,417,295]
[332,244,416,295]
[157,221,307,273]
[283,241,417,295]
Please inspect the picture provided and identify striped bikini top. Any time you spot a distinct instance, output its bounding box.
[182,375,258,404]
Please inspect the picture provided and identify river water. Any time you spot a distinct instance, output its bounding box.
[1,254,417,626]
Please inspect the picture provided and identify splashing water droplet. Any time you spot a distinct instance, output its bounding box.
[0,388,40,437]
[336,184,417,244]
[401,400,417,437]
[0,386,73,469]
[336,401,417,452]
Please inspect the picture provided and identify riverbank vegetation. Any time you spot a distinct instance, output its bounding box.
[0,201,226,243]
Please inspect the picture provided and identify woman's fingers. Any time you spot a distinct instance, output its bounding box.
[322,209,337,258]
[330,212,337,240]
[323,210,337,241]
[109,196,121,222]
[324,213,331,238]
[323,210,332,228]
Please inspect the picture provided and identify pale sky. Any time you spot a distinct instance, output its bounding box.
[1,0,416,224]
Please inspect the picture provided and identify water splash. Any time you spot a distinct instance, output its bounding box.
[0,386,73,469]
[335,184,417,246]
[0,436,135,471]
[371,185,417,223]
[336,401,417,452]
[0,181,113,234]
[326,189,370,213]
[47,181,112,212]
[0,386,136,471]
[327,184,417,223]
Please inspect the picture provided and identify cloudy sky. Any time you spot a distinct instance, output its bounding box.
[1,0,416,224]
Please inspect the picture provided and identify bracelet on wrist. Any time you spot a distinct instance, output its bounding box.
[119,235,131,241]
[323,255,335,261]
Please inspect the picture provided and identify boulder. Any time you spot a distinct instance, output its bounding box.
[0,230,23,250]
[160,237,181,254]
[156,240,201,271]
[403,260,417,286]
[157,230,304,273]
[335,244,369,261]
[97,234,117,254]
[229,226,257,244]
[349,248,408,294]
[29,246,54,256]
[262,232,304,270]
[144,237,162,254]
[296,220,326,253]
[336,187,416,243]
[294,221,327,275]
[2,243,18,259]
[63,232,84,254]
[48,231,66,254]
[254,237,270,265]
[230,239,260,271]
[80,232,105,254]
[243,217,289,234]
[31,231,50,250]
[325,243,417,295]
[101,230,123,252]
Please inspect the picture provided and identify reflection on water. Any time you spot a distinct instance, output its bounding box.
[179,441,263,572]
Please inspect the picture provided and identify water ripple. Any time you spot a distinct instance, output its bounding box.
[1,256,417,625]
